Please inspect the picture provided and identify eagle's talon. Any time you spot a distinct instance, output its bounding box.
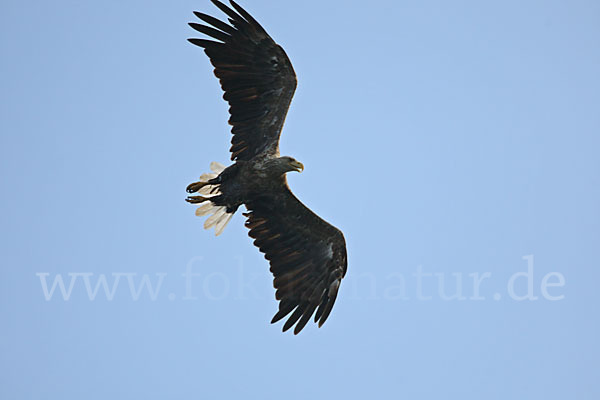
[186,181,209,193]
[186,195,210,204]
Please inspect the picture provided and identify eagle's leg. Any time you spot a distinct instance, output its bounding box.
[185,195,211,204]
[186,181,210,193]
[186,175,222,193]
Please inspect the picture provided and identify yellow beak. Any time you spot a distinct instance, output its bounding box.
[290,160,304,172]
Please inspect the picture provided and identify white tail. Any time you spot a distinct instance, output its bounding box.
[193,161,233,236]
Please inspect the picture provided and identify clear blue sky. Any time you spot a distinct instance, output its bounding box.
[1,0,599,398]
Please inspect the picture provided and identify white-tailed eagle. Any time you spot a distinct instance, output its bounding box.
[185,0,347,334]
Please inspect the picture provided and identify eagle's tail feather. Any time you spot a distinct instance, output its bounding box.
[189,161,234,236]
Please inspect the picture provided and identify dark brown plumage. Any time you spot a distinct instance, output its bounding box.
[185,0,347,334]
[188,0,296,161]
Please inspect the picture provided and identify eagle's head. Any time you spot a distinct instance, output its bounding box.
[277,156,304,174]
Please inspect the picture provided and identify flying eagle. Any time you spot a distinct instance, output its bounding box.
[185,0,347,334]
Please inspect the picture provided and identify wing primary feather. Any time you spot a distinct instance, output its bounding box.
[228,0,268,34]
[293,301,319,334]
[271,301,297,324]
[282,304,305,332]
[187,38,221,49]
[193,12,236,34]
[188,23,231,42]
[313,295,329,322]
[211,0,245,23]
[317,283,340,327]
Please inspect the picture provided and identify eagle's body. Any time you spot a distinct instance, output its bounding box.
[185,0,347,334]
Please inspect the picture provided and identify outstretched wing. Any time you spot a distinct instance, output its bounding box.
[244,185,347,334]
[188,0,297,161]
